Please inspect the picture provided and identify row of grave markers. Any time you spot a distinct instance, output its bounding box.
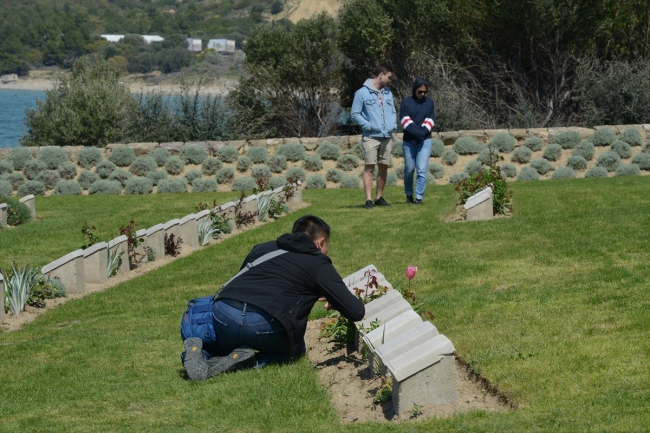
[0,185,302,321]
[342,265,458,417]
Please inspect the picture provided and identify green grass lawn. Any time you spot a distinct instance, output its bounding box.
[1,177,649,432]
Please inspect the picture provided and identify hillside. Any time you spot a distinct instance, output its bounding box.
[285,0,342,22]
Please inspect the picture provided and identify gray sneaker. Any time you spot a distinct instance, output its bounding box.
[206,346,255,376]
[183,338,209,381]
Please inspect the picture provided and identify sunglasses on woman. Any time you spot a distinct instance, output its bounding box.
[417,90,428,95]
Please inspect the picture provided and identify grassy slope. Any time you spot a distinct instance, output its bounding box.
[1,177,649,432]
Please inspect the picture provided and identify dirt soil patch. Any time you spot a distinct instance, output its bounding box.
[304,319,510,423]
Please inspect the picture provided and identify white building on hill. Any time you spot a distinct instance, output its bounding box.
[207,39,236,54]
[100,35,164,44]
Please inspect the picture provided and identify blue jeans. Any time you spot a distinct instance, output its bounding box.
[211,299,305,368]
[403,139,432,200]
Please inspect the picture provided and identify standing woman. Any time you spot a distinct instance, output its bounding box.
[400,78,435,204]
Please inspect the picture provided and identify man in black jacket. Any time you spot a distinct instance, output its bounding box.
[182,215,365,380]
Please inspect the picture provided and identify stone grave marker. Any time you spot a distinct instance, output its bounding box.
[108,235,129,275]
[19,194,35,219]
[0,202,7,226]
[83,241,109,284]
[41,249,86,294]
[464,186,493,221]
[178,214,199,248]
[145,224,165,259]
[0,273,4,320]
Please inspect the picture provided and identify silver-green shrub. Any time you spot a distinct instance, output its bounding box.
[38,146,69,169]
[129,156,157,176]
[517,166,540,181]
[303,154,323,172]
[465,160,483,175]
[236,156,252,172]
[181,145,208,165]
[591,128,616,146]
[247,146,269,164]
[566,155,588,171]
[54,180,83,196]
[269,177,287,189]
[231,176,256,192]
[391,140,404,157]
[192,178,218,193]
[77,170,99,189]
[58,162,77,180]
[317,142,342,160]
[449,172,468,184]
[305,174,327,189]
[621,128,643,146]
[644,142,650,153]
[631,152,650,170]
[597,151,621,172]
[530,158,554,174]
[441,149,458,166]
[216,167,234,184]
[488,132,516,153]
[542,143,563,161]
[511,146,532,163]
[551,167,576,180]
[340,175,360,189]
[0,180,12,197]
[276,143,306,162]
[7,147,33,170]
[184,169,203,185]
[23,159,46,180]
[431,139,446,157]
[523,136,543,152]
[96,160,117,179]
[108,147,136,167]
[77,147,103,168]
[165,156,185,175]
[610,140,632,159]
[157,178,188,193]
[453,136,483,155]
[615,163,641,177]
[5,172,25,190]
[286,167,306,182]
[478,146,500,164]
[553,131,581,149]
[88,179,122,195]
[146,169,168,185]
[268,154,287,173]
[501,163,517,178]
[348,140,364,159]
[429,162,445,179]
[251,165,272,184]
[585,166,608,178]
[0,159,14,175]
[336,154,359,171]
[386,170,397,186]
[150,148,171,166]
[35,170,61,190]
[125,177,154,194]
[395,166,405,179]
[18,180,46,196]
[202,157,222,176]
[326,168,344,183]
[217,145,239,163]
[573,141,595,160]
[109,168,132,187]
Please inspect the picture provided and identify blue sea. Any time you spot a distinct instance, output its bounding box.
[0,89,45,148]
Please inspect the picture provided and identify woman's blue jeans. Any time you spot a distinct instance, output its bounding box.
[403,138,432,200]
[210,299,305,368]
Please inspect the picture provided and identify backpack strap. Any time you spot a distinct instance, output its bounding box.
[221,249,288,289]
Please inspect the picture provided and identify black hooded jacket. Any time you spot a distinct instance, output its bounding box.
[217,232,365,356]
[399,77,436,143]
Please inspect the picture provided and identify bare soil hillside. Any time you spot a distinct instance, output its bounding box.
[285,0,342,22]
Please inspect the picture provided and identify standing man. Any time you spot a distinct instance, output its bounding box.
[351,64,397,209]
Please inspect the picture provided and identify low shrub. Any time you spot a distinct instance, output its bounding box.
[236,156,252,172]
[180,145,208,165]
[77,170,99,189]
[621,128,643,146]
[530,158,554,174]
[109,168,132,187]
[88,179,122,195]
[394,166,405,179]
[573,141,595,160]
[96,160,117,179]
[276,143,307,161]
[7,147,33,170]
[125,177,154,194]
[585,166,608,178]
[597,151,621,171]
[553,131,581,149]
[268,154,287,173]
[53,180,82,196]
[58,162,77,180]
[201,157,222,176]
[146,169,168,185]
[517,166,540,181]
[129,156,157,176]
[326,168,345,183]
[269,177,287,189]
[542,143,563,161]
[285,167,306,182]
[0,159,14,175]
[231,176,256,192]
[216,167,234,184]
[251,165,272,184]
[77,146,103,168]
[478,147,500,164]
[108,147,136,167]
[465,160,483,175]
[644,142,650,153]
[192,178,218,193]
[184,169,203,185]
[34,170,61,190]
[428,162,445,179]
[441,149,458,166]
[305,174,327,189]
[38,146,68,169]
[340,175,360,189]
[523,136,543,152]
[615,163,641,177]
[336,154,360,171]
[0,197,31,225]
[23,159,46,180]
[631,152,650,170]
[157,178,188,193]
[247,146,269,164]
[566,155,588,171]
[165,156,185,175]
[216,145,238,163]
[386,170,398,186]
[317,142,343,160]
[610,140,632,159]
[5,172,25,190]
[488,132,516,153]
[501,163,517,178]
[391,140,404,157]
[0,180,12,197]
[150,148,171,166]
[303,154,323,172]
[591,127,617,146]
[430,139,446,157]
[454,165,512,214]
[449,172,468,184]
[551,167,576,180]
[511,146,532,163]
[453,136,483,155]
[426,172,436,185]
[348,140,364,159]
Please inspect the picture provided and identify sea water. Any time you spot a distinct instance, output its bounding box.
[0,89,45,148]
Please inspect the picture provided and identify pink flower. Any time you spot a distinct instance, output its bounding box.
[405,266,417,280]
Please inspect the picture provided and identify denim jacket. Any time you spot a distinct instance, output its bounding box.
[351,79,397,138]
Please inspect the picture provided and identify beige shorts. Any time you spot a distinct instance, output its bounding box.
[362,136,392,165]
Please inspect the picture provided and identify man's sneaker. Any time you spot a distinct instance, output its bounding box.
[374,197,390,206]
[183,338,209,381]
[406,194,415,204]
[206,346,255,376]
[414,198,423,205]
[364,200,373,209]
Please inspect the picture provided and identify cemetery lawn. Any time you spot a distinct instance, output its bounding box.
[1,176,649,432]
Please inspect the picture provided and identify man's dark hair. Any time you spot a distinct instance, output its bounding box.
[373,63,393,77]
[292,215,330,241]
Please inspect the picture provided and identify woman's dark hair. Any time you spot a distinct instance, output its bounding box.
[292,215,330,241]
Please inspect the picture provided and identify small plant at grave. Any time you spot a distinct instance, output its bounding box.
[454,152,512,215]
[197,218,218,246]
[119,219,146,268]
[0,264,40,316]
[233,191,258,229]
[350,269,388,303]
[319,312,355,344]
[409,402,424,418]
[147,246,156,262]
[107,244,123,278]
[195,200,233,236]
[0,197,31,226]
[373,375,393,404]
[282,176,299,203]
[27,275,66,309]
[81,220,101,249]
[164,233,183,257]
